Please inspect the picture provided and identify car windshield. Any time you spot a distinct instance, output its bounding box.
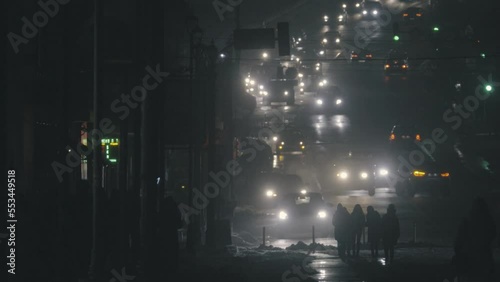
[364,2,382,9]
[283,193,323,206]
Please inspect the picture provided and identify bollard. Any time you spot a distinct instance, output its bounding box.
[263,226,266,246]
[413,222,417,243]
[312,225,315,244]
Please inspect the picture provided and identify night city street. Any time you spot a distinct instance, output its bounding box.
[3,0,500,282]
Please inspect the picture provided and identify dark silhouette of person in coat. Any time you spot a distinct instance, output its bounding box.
[160,195,183,278]
[333,203,350,260]
[350,204,366,257]
[453,197,496,281]
[366,206,382,258]
[382,204,400,264]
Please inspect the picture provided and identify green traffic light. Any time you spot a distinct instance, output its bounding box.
[481,53,486,58]
[433,26,439,32]
[393,35,400,41]
[485,85,493,92]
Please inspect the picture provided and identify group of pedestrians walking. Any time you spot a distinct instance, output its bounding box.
[332,203,400,264]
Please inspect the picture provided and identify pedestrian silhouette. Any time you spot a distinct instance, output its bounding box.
[382,204,400,264]
[453,197,496,281]
[160,195,183,278]
[350,204,366,257]
[366,206,382,258]
[333,203,350,260]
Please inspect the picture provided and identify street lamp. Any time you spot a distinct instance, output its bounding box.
[262,52,269,59]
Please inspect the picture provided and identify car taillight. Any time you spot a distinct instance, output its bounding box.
[440,172,450,177]
[413,170,426,177]
[402,64,408,69]
[416,13,422,17]
[366,54,372,58]
[352,54,358,57]
[384,64,390,69]
[415,134,421,141]
[403,13,408,17]
[389,133,395,141]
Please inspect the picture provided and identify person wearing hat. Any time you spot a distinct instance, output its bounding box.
[382,204,400,264]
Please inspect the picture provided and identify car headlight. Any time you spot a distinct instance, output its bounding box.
[284,91,288,96]
[338,171,348,179]
[322,38,328,43]
[342,4,346,8]
[259,85,264,90]
[336,99,342,105]
[279,211,288,220]
[300,88,304,92]
[338,15,343,19]
[273,136,278,141]
[319,50,325,55]
[360,172,369,179]
[318,211,327,218]
[379,169,388,176]
[266,190,274,197]
[363,10,367,15]
[356,3,360,8]
[319,82,324,87]
[372,10,378,15]
[278,145,283,150]
[316,99,323,105]
[324,16,329,22]
[336,38,340,43]
[300,82,305,87]
[300,189,307,195]
[298,73,303,78]
[281,141,285,145]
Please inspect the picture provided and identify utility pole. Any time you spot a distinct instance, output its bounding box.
[89,0,102,280]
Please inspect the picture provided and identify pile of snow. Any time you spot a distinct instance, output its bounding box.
[232,231,260,247]
[286,241,336,251]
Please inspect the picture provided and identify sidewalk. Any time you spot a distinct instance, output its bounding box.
[177,242,500,282]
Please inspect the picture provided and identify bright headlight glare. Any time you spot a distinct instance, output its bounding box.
[336,38,340,43]
[363,10,367,14]
[338,171,348,179]
[336,99,342,105]
[266,190,274,197]
[273,136,278,141]
[300,82,305,87]
[373,10,378,15]
[279,211,288,220]
[259,85,264,90]
[316,99,323,105]
[300,189,307,195]
[318,211,327,218]
[379,169,388,176]
[361,172,368,179]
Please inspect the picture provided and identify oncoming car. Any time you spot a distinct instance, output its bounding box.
[275,191,333,238]
[313,84,345,113]
[361,1,383,19]
[322,31,342,48]
[331,150,378,195]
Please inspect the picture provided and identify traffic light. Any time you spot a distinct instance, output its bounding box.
[393,35,400,41]
[433,26,439,32]
[485,85,493,92]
